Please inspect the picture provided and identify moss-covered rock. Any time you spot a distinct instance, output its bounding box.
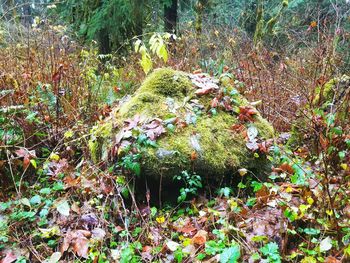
[89,68,274,184]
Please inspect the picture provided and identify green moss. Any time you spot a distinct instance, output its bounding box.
[119,68,194,118]
[254,116,275,139]
[289,75,350,149]
[88,121,113,163]
[144,111,274,181]
[313,78,337,106]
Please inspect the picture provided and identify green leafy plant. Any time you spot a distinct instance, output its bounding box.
[174,171,202,203]
[260,242,281,263]
[134,32,175,74]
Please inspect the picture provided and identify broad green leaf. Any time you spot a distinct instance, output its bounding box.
[30,195,42,205]
[303,228,320,236]
[40,188,51,195]
[220,244,241,263]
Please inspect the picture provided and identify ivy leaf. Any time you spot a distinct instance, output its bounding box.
[260,242,281,263]
[247,125,258,141]
[56,200,70,217]
[303,228,320,236]
[320,237,332,252]
[220,244,241,263]
[44,252,61,263]
[30,195,42,205]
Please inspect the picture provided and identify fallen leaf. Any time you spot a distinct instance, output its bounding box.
[211,97,219,108]
[195,87,213,95]
[324,256,341,263]
[56,200,70,217]
[44,252,61,263]
[320,237,332,252]
[61,230,91,259]
[247,126,258,141]
[0,251,17,263]
[238,106,258,122]
[166,240,180,252]
[81,213,98,226]
[91,228,106,241]
[191,230,207,246]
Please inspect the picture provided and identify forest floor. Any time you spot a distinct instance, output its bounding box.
[1,29,350,263]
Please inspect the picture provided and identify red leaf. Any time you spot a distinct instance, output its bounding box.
[190,151,198,161]
[23,156,30,169]
[52,65,63,83]
[238,106,258,122]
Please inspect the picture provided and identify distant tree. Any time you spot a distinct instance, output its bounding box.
[164,0,178,33]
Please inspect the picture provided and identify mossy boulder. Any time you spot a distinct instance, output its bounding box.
[89,68,274,184]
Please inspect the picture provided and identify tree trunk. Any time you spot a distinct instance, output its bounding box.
[22,1,33,27]
[98,28,111,54]
[164,0,178,33]
[133,0,144,38]
[195,0,209,39]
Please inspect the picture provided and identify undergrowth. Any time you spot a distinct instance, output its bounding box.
[1,13,350,263]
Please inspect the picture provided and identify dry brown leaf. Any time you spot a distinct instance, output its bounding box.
[178,225,197,234]
[0,251,17,263]
[72,235,89,258]
[60,230,91,259]
[344,205,350,218]
[324,256,341,263]
[191,230,207,246]
[256,185,269,204]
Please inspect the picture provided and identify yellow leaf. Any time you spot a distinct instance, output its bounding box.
[182,238,191,246]
[140,53,152,75]
[341,163,348,170]
[50,153,60,161]
[285,186,294,193]
[158,45,168,63]
[299,204,310,217]
[39,226,60,238]
[307,197,314,205]
[238,168,247,176]
[301,256,317,263]
[156,216,165,224]
[64,130,74,139]
[326,210,333,216]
